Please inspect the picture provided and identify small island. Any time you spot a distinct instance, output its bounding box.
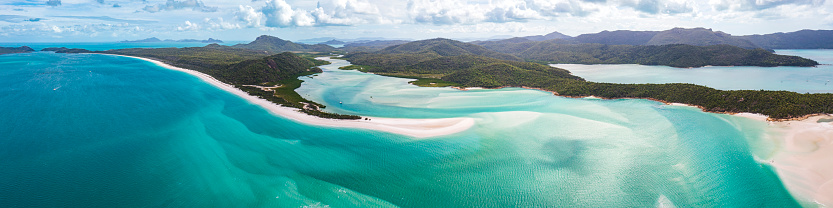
[0,46,34,55]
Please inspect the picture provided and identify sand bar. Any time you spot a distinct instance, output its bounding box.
[767,114,833,206]
[110,54,474,138]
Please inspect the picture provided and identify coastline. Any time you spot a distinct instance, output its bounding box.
[116,53,830,204]
[768,114,833,206]
[449,85,833,206]
[108,54,474,138]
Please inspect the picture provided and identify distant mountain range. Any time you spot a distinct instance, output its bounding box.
[119,37,223,43]
[509,28,833,49]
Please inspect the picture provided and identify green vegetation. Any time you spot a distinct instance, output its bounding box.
[231,35,336,53]
[572,30,659,45]
[561,28,756,48]
[645,28,758,49]
[0,46,34,55]
[347,40,832,120]
[374,38,523,62]
[547,82,833,120]
[99,45,359,119]
[477,41,818,68]
[342,40,411,53]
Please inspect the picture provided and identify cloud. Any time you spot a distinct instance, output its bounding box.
[526,0,597,17]
[46,0,60,6]
[203,17,241,30]
[143,0,217,13]
[708,0,825,11]
[257,0,384,27]
[0,15,28,23]
[52,16,158,24]
[485,2,543,23]
[261,0,314,27]
[311,0,386,25]
[176,20,199,31]
[618,0,693,14]
[236,5,264,27]
[96,0,104,4]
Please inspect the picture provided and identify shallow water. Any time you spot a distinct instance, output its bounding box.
[0,52,806,207]
[553,50,833,93]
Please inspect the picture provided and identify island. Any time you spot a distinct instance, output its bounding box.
[343,38,832,120]
[0,46,34,55]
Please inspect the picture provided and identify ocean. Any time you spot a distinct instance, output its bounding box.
[2,48,825,207]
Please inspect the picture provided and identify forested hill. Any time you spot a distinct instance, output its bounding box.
[373,38,523,62]
[572,30,659,45]
[97,44,359,119]
[475,40,818,68]
[740,30,833,49]
[518,28,833,49]
[564,28,757,49]
[342,40,411,53]
[0,46,34,55]
[102,46,327,86]
[522,31,572,41]
[232,35,336,53]
[646,28,758,49]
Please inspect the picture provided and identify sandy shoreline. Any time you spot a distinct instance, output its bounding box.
[452,86,833,205]
[767,114,833,206]
[109,54,474,138]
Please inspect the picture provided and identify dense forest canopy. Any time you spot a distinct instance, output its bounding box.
[474,40,818,67]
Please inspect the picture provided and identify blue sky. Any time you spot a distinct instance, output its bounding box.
[1,0,831,42]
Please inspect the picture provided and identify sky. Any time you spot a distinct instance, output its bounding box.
[0,0,831,42]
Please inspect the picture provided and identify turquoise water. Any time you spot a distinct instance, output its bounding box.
[554,50,833,93]
[0,52,805,207]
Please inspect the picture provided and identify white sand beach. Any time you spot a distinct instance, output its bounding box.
[767,114,833,206]
[110,54,474,138]
[667,102,833,206]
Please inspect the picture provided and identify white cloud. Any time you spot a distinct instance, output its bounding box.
[176,20,200,31]
[236,5,264,27]
[143,0,218,13]
[262,0,314,27]
[204,17,241,30]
